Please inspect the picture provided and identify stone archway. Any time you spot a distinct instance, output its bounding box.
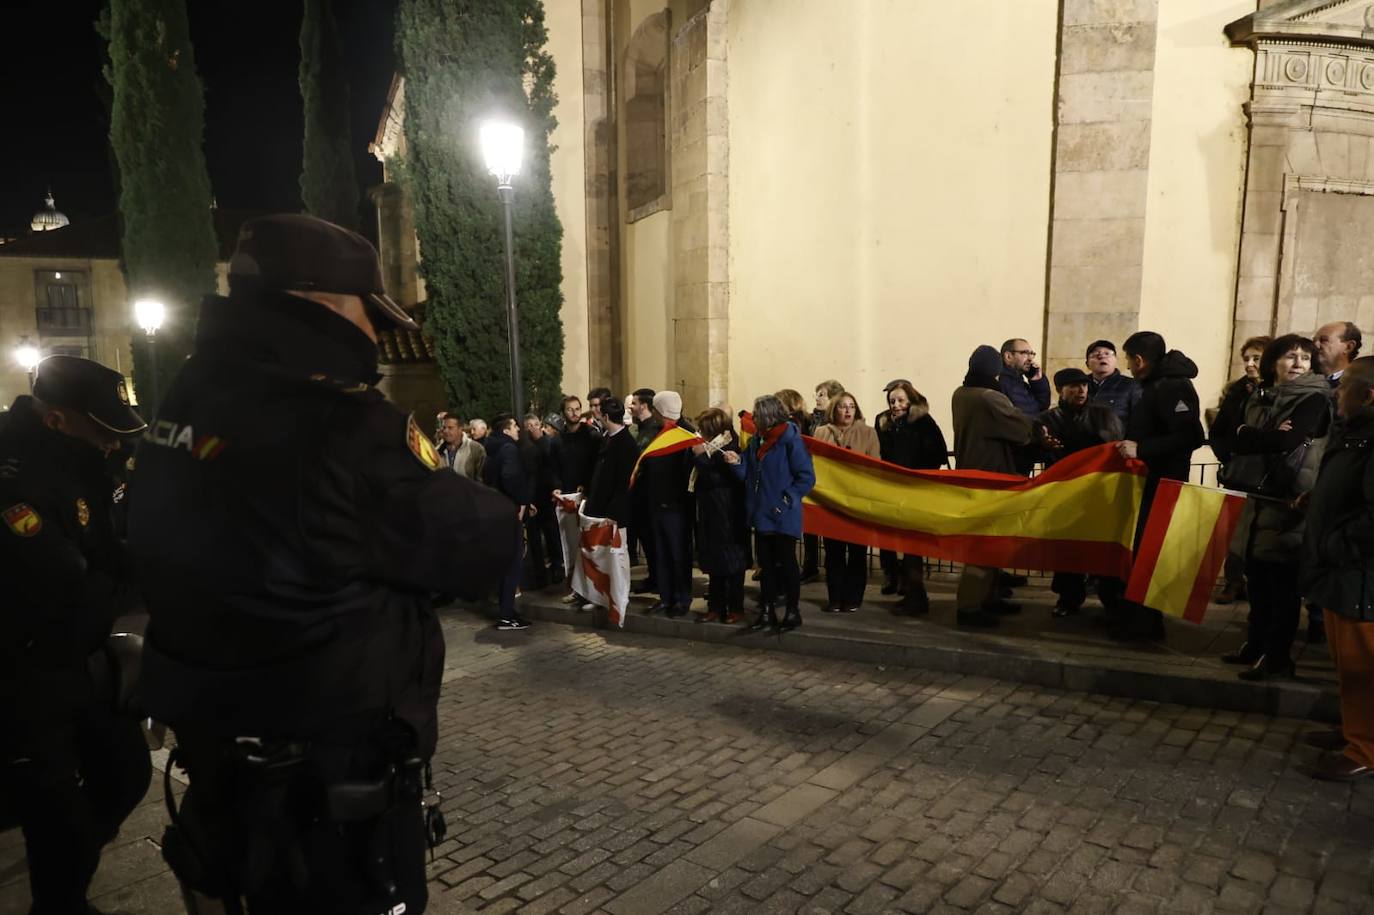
[1227,0,1374,376]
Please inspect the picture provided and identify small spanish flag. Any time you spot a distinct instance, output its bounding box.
[3,503,42,538]
[629,422,704,487]
[1125,480,1247,623]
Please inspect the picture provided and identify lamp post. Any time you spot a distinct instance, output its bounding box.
[134,298,166,417]
[15,337,39,393]
[480,119,526,416]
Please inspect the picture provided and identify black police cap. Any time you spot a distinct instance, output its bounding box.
[33,355,146,435]
[228,213,420,332]
[1054,367,1092,389]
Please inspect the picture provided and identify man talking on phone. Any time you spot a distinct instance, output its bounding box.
[998,338,1051,476]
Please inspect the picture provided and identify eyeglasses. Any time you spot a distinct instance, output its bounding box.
[1087,350,1114,359]
[1012,349,1037,357]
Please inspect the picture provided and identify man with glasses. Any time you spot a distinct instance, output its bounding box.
[999,339,1049,477]
[1084,339,1141,423]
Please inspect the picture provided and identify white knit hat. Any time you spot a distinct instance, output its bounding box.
[653,390,683,421]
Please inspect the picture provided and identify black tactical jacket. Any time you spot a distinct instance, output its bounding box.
[127,292,517,756]
[1123,350,1205,483]
[0,399,138,753]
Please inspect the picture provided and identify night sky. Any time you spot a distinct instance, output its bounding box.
[0,0,398,239]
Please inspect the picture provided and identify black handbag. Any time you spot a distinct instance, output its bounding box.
[1219,437,1311,497]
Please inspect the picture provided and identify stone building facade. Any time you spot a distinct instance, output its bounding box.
[0,209,241,408]
[372,0,1374,433]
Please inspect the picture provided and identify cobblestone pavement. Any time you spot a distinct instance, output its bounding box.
[4,610,1374,914]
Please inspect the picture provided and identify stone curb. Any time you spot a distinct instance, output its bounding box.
[513,598,1340,723]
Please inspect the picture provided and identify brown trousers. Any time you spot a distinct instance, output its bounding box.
[1327,611,1374,768]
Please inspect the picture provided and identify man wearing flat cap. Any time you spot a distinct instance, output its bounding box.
[0,355,153,913]
[1037,366,1124,618]
[127,214,519,913]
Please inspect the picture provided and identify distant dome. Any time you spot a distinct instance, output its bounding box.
[30,191,69,233]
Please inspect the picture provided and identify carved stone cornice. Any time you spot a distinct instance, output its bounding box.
[1227,0,1374,49]
[1231,0,1374,48]
[370,74,406,163]
[1228,2,1374,124]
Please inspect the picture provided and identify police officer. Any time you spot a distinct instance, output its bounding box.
[0,355,153,914]
[126,214,519,913]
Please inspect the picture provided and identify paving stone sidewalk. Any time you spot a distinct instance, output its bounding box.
[3,610,1371,914]
[515,568,1340,722]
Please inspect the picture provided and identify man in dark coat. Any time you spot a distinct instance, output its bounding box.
[628,388,663,592]
[552,394,601,493]
[127,214,519,913]
[1300,356,1374,781]
[484,415,535,629]
[953,346,1034,627]
[584,395,638,527]
[636,391,695,616]
[0,356,151,914]
[1084,339,1141,423]
[522,413,562,586]
[998,337,1050,475]
[1113,330,1206,640]
[1038,367,1124,617]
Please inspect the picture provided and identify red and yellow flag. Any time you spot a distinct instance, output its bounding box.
[629,422,704,487]
[1125,480,1246,623]
[803,439,1146,578]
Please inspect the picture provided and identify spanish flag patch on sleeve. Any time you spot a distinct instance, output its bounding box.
[406,414,441,471]
[3,503,42,537]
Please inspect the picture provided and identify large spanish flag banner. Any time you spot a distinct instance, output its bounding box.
[801,438,1148,579]
[1125,480,1247,623]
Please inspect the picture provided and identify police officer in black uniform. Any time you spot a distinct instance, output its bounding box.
[126,214,519,914]
[0,356,152,914]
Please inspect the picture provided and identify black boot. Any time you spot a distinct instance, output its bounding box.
[749,605,779,632]
[895,563,928,612]
[779,606,802,631]
[1221,643,1262,665]
[900,582,930,615]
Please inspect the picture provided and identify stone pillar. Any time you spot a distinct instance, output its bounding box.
[667,0,729,412]
[1227,2,1374,377]
[582,0,624,393]
[1044,0,1160,376]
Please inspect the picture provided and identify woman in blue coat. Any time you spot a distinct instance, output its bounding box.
[725,394,817,631]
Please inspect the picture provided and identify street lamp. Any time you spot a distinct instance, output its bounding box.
[14,337,39,393]
[480,118,526,415]
[134,298,166,416]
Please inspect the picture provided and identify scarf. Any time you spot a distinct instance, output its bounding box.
[756,423,789,460]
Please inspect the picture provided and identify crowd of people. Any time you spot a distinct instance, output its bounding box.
[439,322,1363,640]
[436,321,1374,780]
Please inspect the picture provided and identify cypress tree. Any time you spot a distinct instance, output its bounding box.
[106,0,219,411]
[394,0,564,419]
[299,0,360,229]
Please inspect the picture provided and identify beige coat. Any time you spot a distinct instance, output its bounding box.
[951,386,1033,474]
[813,420,882,459]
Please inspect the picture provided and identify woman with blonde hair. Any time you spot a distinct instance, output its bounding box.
[813,392,880,611]
[775,388,812,435]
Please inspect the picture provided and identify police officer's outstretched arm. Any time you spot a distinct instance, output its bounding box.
[358,410,520,599]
